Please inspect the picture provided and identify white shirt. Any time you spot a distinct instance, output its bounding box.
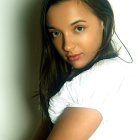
[48,57,140,140]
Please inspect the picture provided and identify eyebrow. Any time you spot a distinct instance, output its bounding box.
[71,20,86,26]
[47,19,86,29]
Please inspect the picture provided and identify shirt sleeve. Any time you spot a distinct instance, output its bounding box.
[48,58,126,124]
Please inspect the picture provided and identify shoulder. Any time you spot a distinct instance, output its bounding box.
[47,107,102,140]
[70,57,127,87]
[48,57,128,123]
[88,57,127,76]
[66,57,127,100]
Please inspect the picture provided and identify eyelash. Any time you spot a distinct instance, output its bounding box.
[49,25,86,39]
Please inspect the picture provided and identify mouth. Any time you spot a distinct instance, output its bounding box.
[67,54,81,61]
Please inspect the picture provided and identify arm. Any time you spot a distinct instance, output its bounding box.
[47,107,102,140]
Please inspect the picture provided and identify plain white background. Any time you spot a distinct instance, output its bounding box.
[0,0,140,139]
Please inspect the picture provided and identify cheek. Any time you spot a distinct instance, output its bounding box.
[87,28,103,49]
[77,30,102,50]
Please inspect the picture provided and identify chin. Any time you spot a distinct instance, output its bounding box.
[71,62,87,69]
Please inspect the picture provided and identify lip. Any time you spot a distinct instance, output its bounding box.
[67,54,81,61]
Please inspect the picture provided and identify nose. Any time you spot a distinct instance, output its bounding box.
[63,32,76,52]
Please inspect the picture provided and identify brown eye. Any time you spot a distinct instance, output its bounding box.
[75,26,84,32]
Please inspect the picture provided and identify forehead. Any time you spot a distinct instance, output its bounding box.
[46,0,96,26]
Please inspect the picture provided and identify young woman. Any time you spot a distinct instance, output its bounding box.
[32,0,139,140]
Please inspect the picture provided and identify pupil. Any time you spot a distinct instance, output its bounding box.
[54,32,59,37]
[78,27,82,31]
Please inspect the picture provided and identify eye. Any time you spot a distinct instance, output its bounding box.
[75,26,84,32]
[50,31,61,38]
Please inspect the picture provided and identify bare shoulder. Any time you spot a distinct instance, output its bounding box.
[47,107,102,140]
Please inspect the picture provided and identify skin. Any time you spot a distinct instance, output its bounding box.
[47,108,102,140]
[44,1,103,140]
[47,0,104,69]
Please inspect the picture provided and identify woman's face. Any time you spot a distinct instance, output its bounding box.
[46,0,104,69]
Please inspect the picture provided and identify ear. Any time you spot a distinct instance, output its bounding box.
[101,20,104,30]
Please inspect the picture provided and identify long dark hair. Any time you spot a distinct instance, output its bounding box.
[39,0,118,126]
